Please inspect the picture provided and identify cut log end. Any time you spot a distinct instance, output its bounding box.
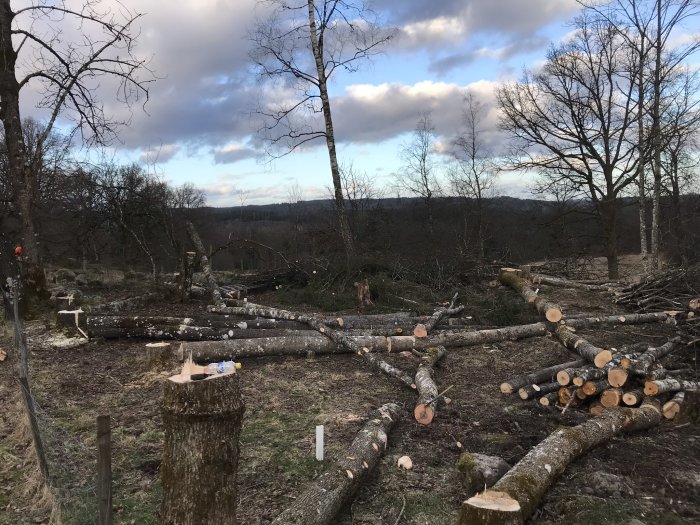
[413,324,428,338]
[594,350,613,368]
[500,383,514,395]
[600,388,623,408]
[607,368,629,388]
[644,381,660,396]
[556,370,571,386]
[545,308,563,323]
[461,491,522,525]
[414,403,434,426]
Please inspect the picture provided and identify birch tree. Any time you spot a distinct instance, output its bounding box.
[250,0,393,262]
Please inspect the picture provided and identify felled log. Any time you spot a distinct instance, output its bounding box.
[581,379,608,397]
[501,358,587,394]
[86,314,307,330]
[358,349,416,390]
[607,367,629,388]
[530,273,619,292]
[161,371,245,524]
[271,404,402,525]
[413,346,446,425]
[626,337,681,376]
[186,221,225,308]
[88,322,310,341]
[622,389,645,407]
[662,392,685,419]
[57,309,87,331]
[413,294,464,337]
[600,388,624,408]
[499,269,563,322]
[313,312,420,329]
[644,378,700,396]
[539,392,559,407]
[554,326,612,368]
[459,399,662,525]
[457,453,510,498]
[518,382,560,401]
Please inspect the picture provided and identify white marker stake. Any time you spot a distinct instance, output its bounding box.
[315,425,324,461]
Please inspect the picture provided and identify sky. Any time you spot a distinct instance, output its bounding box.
[11,0,616,205]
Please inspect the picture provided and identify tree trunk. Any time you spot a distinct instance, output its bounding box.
[160,372,245,525]
[598,197,619,279]
[307,0,354,261]
[459,401,662,525]
[644,378,700,396]
[626,337,681,376]
[499,269,563,322]
[457,452,510,499]
[554,326,613,368]
[650,0,663,271]
[272,403,401,525]
[413,346,446,425]
[638,36,649,271]
[0,3,47,300]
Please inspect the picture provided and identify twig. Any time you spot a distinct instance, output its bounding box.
[393,493,406,525]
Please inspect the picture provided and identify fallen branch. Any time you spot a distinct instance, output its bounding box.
[499,269,563,323]
[501,358,587,394]
[186,221,224,308]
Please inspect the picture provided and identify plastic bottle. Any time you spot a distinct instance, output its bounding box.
[205,361,242,374]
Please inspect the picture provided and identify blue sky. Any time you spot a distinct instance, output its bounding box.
[20,0,691,206]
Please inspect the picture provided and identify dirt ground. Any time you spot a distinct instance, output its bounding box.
[0,257,698,524]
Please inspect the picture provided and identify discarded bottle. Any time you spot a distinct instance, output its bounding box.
[205,361,242,375]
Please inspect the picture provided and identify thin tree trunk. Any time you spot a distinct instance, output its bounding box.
[307,0,354,261]
[0,3,47,300]
[638,36,649,270]
[599,197,619,279]
[650,0,663,271]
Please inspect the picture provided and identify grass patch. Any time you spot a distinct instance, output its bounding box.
[563,496,643,524]
[404,492,453,523]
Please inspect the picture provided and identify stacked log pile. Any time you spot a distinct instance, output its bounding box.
[498,268,699,420]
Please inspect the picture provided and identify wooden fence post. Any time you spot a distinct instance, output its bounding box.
[97,415,113,525]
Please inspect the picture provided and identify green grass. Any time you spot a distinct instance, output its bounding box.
[404,492,454,523]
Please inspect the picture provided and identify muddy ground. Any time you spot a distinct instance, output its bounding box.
[0,259,698,524]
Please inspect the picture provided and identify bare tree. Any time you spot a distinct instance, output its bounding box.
[0,0,152,297]
[250,0,393,262]
[395,113,442,235]
[448,93,496,259]
[498,13,640,278]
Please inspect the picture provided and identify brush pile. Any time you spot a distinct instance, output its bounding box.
[614,264,700,312]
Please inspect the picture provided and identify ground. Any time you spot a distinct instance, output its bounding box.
[0,256,698,524]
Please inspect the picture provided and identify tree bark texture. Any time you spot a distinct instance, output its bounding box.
[0,3,47,299]
[459,401,661,524]
[499,269,563,322]
[271,403,401,525]
[458,452,510,499]
[530,274,619,291]
[554,326,612,368]
[626,337,681,376]
[160,373,245,525]
[413,346,446,425]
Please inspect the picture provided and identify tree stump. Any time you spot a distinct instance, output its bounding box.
[160,372,245,525]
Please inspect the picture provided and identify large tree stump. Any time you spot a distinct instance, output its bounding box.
[160,372,245,525]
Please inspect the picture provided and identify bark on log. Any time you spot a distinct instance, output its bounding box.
[413,298,464,337]
[86,314,307,330]
[499,269,563,322]
[530,273,619,291]
[88,322,314,341]
[413,346,446,425]
[555,326,612,368]
[581,379,609,397]
[459,400,662,525]
[457,453,510,498]
[539,392,559,407]
[644,379,700,396]
[271,404,402,525]
[518,381,561,401]
[626,337,681,376]
[359,349,416,390]
[501,358,587,394]
[186,221,225,308]
[160,372,245,525]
